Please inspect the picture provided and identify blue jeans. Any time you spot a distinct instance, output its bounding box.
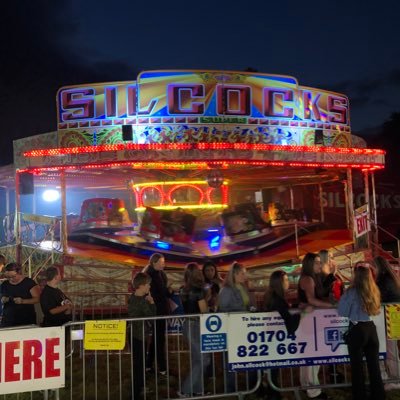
[181,319,211,394]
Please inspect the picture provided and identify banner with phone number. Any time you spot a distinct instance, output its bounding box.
[227,309,386,371]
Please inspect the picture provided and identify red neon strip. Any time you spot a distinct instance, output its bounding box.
[22,160,384,175]
[139,186,164,208]
[206,186,230,205]
[23,142,385,157]
[167,184,204,205]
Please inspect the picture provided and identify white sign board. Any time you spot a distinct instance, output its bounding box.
[200,314,228,352]
[227,309,386,371]
[0,326,65,395]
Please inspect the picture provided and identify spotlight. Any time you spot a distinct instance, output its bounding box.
[42,189,60,202]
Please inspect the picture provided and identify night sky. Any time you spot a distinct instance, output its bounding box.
[1,0,399,166]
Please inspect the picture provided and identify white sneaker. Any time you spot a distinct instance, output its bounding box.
[176,391,190,398]
[384,383,400,391]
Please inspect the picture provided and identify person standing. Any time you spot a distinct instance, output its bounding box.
[142,253,171,375]
[319,249,345,383]
[128,272,156,400]
[374,255,400,388]
[40,266,73,327]
[319,249,344,303]
[202,260,223,312]
[338,262,385,400]
[178,262,210,397]
[0,262,40,327]
[263,270,311,400]
[219,262,256,392]
[298,253,331,400]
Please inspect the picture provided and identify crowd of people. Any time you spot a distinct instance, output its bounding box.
[1,250,400,400]
[0,256,73,329]
[128,251,400,400]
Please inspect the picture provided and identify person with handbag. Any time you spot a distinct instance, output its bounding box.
[338,262,385,400]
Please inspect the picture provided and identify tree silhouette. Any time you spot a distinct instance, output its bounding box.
[363,112,400,177]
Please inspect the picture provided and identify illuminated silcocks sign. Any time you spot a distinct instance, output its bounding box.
[57,70,349,128]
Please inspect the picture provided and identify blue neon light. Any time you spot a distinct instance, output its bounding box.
[155,241,171,250]
[209,235,221,249]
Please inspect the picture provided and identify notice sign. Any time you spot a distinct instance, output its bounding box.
[84,320,126,350]
[0,326,65,395]
[354,204,370,238]
[227,309,386,371]
[200,314,227,352]
[385,304,400,339]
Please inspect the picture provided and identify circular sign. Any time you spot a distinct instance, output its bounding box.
[205,315,222,332]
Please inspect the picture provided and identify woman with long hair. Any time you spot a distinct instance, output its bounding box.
[374,255,400,387]
[142,253,171,376]
[263,270,311,400]
[338,262,385,400]
[298,253,332,308]
[218,262,256,392]
[202,260,223,312]
[319,249,344,303]
[375,255,400,302]
[179,262,210,397]
[298,253,331,400]
[264,270,304,334]
[319,249,345,383]
[219,262,253,312]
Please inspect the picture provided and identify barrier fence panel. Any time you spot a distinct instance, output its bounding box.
[63,315,261,400]
[2,307,400,399]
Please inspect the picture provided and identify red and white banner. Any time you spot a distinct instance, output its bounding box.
[0,326,65,395]
[354,204,370,238]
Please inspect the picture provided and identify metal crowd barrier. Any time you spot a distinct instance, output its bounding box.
[63,315,261,400]
[2,311,400,399]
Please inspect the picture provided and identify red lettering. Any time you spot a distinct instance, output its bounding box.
[23,340,43,380]
[356,218,362,234]
[356,215,368,234]
[5,341,20,382]
[45,338,60,378]
[328,95,348,124]
[216,85,251,115]
[263,88,294,118]
[60,89,95,121]
[167,84,204,115]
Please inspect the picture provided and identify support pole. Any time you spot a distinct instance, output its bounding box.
[371,172,378,245]
[60,171,68,255]
[318,184,325,223]
[5,188,10,242]
[363,170,371,251]
[290,187,294,210]
[346,169,354,235]
[15,171,21,265]
[343,180,350,230]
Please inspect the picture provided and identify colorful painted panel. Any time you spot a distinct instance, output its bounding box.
[56,70,351,148]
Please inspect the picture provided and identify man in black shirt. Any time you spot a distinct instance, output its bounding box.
[40,266,73,326]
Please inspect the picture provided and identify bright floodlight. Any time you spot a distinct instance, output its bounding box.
[42,189,60,202]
